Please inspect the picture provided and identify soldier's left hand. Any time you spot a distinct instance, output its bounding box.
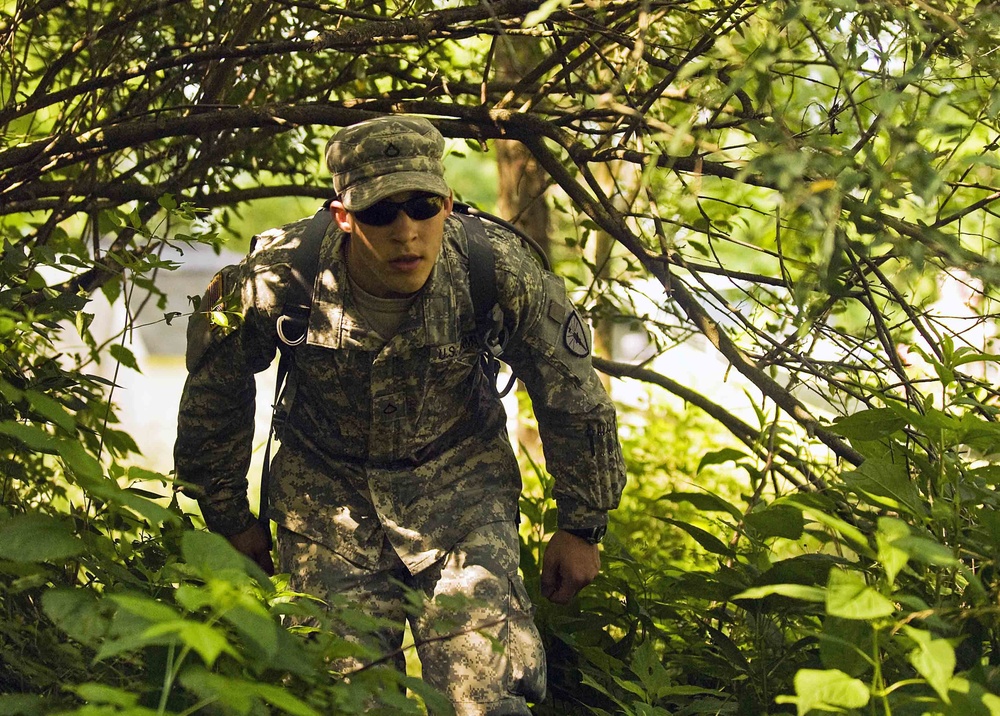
[541,529,601,604]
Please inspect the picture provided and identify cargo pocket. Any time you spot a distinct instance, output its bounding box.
[504,575,547,703]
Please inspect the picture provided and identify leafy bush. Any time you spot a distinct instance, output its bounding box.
[521,364,1000,715]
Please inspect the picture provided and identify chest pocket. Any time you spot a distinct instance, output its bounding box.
[425,335,481,391]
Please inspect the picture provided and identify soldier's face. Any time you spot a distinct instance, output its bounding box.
[333,191,452,298]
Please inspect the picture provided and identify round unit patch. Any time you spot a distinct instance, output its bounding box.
[563,311,591,357]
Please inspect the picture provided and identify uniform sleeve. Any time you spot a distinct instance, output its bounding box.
[173,262,277,536]
[490,227,627,530]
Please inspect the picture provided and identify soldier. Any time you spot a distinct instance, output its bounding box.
[174,115,627,716]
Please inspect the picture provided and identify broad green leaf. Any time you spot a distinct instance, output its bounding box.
[142,621,234,667]
[223,605,280,661]
[57,440,103,482]
[783,497,875,558]
[696,448,748,473]
[181,530,270,586]
[180,668,320,716]
[820,617,874,677]
[251,682,323,716]
[966,465,1000,484]
[658,490,743,521]
[842,458,925,516]
[904,626,955,703]
[655,517,732,556]
[70,683,138,707]
[523,0,571,28]
[24,390,75,433]
[832,409,905,440]
[781,668,870,714]
[0,695,47,715]
[945,677,1000,715]
[42,589,109,646]
[109,593,182,623]
[876,517,911,587]
[114,487,179,527]
[744,505,804,539]
[0,515,85,562]
[732,584,826,602]
[892,536,960,568]
[826,569,895,620]
[630,638,674,700]
[0,421,58,453]
[109,344,141,372]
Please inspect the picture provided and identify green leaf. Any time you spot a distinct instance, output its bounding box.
[904,626,955,703]
[42,588,109,646]
[182,529,250,579]
[109,593,182,623]
[251,682,323,716]
[24,390,75,433]
[744,505,804,539]
[57,440,103,482]
[832,408,905,440]
[180,668,321,716]
[144,621,234,667]
[842,458,925,516]
[732,584,826,602]
[783,497,875,558]
[0,695,48,715]
[876,517,911,587]
[696,448,748,473]
[0,514,85,562]
[781,668,870,714]
[70,683,139,707]
[891,535,960,568]
[523,0,570,28]
[658,490,744,521]
[655,516,732,556]
[630,638,675,700]
[109,344,141,372]
[820,618,874,677]
[0,421,58,453]
[826,569,895,620]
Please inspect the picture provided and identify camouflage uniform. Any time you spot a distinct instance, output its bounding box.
[174,116,627,715]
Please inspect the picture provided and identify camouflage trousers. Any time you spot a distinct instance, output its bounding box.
[277,520,546,716]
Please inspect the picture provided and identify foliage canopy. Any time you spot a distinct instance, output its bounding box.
[4,0,1000,713]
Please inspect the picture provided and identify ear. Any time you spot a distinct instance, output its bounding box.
[442,191,454,216]
[330,201,353,232]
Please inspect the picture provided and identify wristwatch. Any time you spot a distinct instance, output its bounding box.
[563,525,607,545]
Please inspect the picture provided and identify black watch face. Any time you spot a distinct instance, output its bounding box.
[571,526,606,544]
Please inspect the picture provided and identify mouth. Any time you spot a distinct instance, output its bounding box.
[389,255,422,272]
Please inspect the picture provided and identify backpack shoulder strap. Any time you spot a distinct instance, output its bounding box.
[275,204,332,347]
[258,203,331,544]
[454,211,501,353]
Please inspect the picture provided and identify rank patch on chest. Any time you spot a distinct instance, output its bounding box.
[563,311,590,357]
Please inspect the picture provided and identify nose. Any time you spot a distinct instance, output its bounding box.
[391,211,420,242]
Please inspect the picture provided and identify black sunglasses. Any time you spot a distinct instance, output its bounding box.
[353,194,445,227]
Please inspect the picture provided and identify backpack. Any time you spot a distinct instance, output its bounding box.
[256,201,548,541]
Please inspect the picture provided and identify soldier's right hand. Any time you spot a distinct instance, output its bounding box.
[227,523,275,576]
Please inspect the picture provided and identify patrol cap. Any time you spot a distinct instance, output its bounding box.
[325,115,450,211]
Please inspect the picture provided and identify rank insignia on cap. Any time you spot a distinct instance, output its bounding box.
[563,311,590,357]
[204,272,225,312]
[384,142,400,157]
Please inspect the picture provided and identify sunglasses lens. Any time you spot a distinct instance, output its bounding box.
[354,195,444,226]
[406,196,444,220]
[354,203,397,226]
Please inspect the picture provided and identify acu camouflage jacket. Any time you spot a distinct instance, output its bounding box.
[174,213,626,573]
